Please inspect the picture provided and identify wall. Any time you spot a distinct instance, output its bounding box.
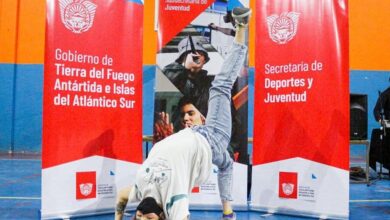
[349,0,390,142]
[349,0,390,70]
[0,0,389,153]
[0,0,45,152]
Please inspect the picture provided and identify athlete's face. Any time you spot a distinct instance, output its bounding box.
[135,211,160,220]
[180,103,205,128]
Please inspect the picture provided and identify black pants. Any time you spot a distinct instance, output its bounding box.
[369,128,390,171]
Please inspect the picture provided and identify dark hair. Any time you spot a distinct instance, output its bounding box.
[136,197,163,216]
[177,96,207,117]
[178,96,196,109]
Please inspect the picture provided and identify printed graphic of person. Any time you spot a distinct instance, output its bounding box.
[115,7,252,220]
[162,36,213,117]
[153,96,205,143]
[157,29,248,163]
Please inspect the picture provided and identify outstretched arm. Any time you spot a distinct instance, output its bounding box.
[115,186,133,220]
[209,23,236,36]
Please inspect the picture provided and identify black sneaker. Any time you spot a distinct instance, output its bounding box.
[223,11,233,23]
[232,7,252,26]
[221,212,236,220]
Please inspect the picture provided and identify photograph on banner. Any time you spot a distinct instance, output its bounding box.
[154,0,250,164]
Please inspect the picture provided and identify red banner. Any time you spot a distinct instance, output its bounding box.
[253,0,349,169]
[157,0,215,50]
[251,0,349,218]
[42,0,143,218]
[43,0,143,168]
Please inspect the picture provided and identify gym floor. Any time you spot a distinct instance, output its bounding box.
[0,156,389,220]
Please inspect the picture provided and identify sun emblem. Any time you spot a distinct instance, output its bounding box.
[267,12,300,44]
[79,183,93,196]
[59,0,97,34]
[282,183,295,196]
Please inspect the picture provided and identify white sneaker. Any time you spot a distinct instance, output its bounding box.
[232,7,252,26]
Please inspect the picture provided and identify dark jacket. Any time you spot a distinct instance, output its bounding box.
[162,62,249,163]
[374,87,390,121]
[163,62,214,116]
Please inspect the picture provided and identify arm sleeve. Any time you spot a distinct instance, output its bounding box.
[162,63,187,81]
[162,63,189,90]
[373,92,389,122]
[373,98,381,122]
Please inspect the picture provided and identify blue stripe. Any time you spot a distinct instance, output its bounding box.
[127,0,143,5]
[227,0,244,11]
[0,64,43,153]
[142,65,156,136]
[0,64,15,151]
[166,194,187,213]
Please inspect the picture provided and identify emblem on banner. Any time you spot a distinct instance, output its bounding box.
[59,0,97,34]
[76,171,96,199]
[79,183,93,196]
[281,183,295,196]
[267,12,300,44]
[279,172,298,199]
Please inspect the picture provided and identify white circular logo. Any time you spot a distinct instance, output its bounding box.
[60,0,97,34]
[267,12,300,44]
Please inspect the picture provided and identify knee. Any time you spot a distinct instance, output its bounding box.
[214,154,233,172]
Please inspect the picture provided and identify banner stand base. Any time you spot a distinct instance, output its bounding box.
[190,204,248,211]
[249,206,348,220]
[41,208,116,220]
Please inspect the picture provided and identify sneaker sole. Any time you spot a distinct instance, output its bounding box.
[232,9,252,18]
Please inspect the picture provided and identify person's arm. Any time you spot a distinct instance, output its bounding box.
[162,63,186,80]
[209,23,236,36]
[373,99,381,122]
[115,186,133,220]
[374,91,388,122]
